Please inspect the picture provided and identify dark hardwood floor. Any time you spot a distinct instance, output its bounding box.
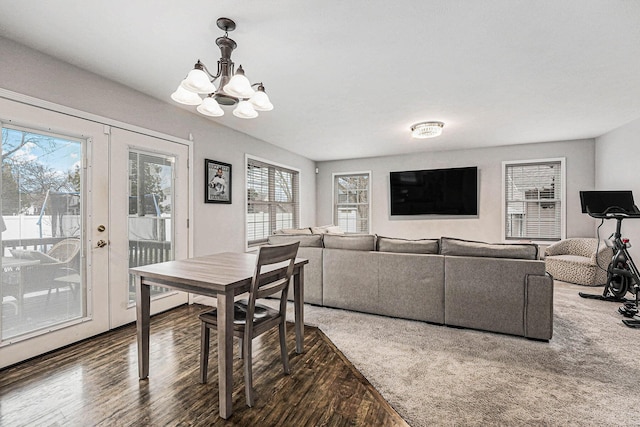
[0,304,409,426]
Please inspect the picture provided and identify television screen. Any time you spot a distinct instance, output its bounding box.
[390,166,478,216]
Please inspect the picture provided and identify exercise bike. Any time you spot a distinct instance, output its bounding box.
[579,206,640,327]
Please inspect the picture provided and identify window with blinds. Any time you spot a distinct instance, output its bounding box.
[503,158,565,241]
[246,157,299,246]
[333,172,370,233]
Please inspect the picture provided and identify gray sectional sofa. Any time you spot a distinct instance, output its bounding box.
[268,233,554,340]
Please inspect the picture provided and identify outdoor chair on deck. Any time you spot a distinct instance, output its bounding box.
[198,241,300,407]
[9,238,81,299]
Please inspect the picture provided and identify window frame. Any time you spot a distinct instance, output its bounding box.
[501,157,566,243]
[332,171,371,234]
[245,154,300,250]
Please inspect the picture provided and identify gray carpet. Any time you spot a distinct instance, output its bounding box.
[283,281,640,426]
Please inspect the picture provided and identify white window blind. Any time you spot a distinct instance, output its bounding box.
[334,172,370,233]
[504,159,564,241]
[247,157,299,246]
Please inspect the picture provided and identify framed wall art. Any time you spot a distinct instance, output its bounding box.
[205,159,232,204]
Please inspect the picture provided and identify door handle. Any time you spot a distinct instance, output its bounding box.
[96,239,108,248]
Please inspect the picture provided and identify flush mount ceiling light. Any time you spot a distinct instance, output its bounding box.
[411,121,445,139]
[170,17,273,119]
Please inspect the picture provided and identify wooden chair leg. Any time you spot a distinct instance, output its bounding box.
[243,337,254,407]
[200,322,210,384]
[279,321,290,375]
[238,337,243,359]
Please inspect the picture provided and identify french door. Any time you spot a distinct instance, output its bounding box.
[108,128,189,327]
[0,95,190,368]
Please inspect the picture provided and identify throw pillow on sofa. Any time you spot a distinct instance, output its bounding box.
[376,236,439,254]
[310,224,345,235]
[440,237,539,260]
[268,234,323,247]
[272,227,312,235]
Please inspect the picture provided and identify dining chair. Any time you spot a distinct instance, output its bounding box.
[198,241,300,407]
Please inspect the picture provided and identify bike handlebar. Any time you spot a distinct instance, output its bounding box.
[587,206,640,220]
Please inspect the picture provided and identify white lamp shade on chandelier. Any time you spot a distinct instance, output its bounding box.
[249,85,274,111]
[222,66,255,99]
[170,17,272,119]
[233,100,259,119]
[196,96,224,117]
[181,69,216,94]
[171,84,204,106]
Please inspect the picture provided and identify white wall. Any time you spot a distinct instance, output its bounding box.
[2,34,623,251]
[316,139,596,242]
[595,117,640,260]
[0,36,316,255]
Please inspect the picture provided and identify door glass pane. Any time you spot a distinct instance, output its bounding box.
[1,126,84,340]
[128,150,174,304]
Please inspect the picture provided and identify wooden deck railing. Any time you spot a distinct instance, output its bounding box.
[128,240,173,297]
[2,237,67,255]
[3,238,172,297]
[128,240,172,267]
[2,238,171,263]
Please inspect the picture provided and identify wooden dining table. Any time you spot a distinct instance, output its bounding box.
[129,251,308,419]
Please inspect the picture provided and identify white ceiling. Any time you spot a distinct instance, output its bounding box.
[1,1,639,161]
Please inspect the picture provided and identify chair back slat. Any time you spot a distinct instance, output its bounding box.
[255,277,290,299]
[257,242,300,267]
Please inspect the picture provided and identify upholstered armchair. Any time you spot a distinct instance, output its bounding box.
[544,238,612,286]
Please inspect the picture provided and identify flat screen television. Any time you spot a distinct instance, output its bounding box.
[390,166,478,216]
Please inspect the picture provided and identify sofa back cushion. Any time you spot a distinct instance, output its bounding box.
[440,237,538,260]
[376,236,439,254]
[323,234,376,251]
[268,234,323,247]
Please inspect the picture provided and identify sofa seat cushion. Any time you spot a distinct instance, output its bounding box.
[376,236,439,254]
[546,254,593,265]
[323,234,376,251]
[440,237,538,260]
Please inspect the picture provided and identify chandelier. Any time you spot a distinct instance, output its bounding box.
[411,121,445,139]
[170,17,272,119]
